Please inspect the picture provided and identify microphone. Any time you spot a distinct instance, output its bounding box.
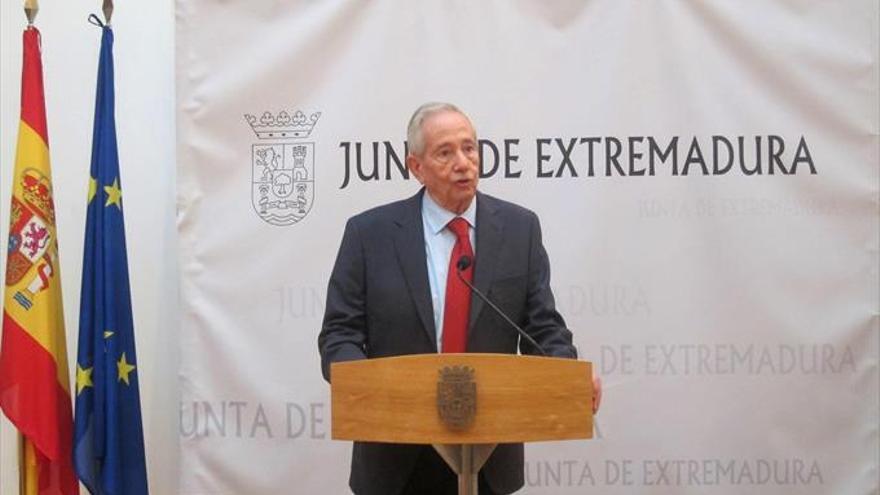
[455,255,547,356]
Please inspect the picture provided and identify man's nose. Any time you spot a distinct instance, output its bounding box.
[452,149,474,171]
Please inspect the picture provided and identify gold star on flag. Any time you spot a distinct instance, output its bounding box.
[88,176,97,204]
[76,364,94,395]
[104,330,114,339]
[117,352,136,385]
[104,177,122,209]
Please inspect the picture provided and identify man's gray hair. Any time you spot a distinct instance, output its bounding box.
[406,102,473,157]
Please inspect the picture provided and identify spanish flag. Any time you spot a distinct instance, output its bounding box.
[0,27,79,495]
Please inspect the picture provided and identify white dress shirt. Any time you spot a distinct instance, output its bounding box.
[421,191,477,351]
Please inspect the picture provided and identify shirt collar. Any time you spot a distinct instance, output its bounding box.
[422,190,477,236]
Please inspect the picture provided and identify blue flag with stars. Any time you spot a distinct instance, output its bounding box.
[74,22,149,495]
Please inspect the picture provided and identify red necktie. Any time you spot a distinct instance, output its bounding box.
[442,217,474,353]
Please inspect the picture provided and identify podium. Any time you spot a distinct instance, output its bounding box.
[330,353,593,495]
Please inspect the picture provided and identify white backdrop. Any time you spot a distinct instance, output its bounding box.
[176,1,879,494]
[1,1,877,494]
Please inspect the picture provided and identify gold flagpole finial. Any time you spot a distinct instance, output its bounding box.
[102,0,113,25]
[24,0,38,25]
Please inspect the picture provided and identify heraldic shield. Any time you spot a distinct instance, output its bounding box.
[6,169,58,311]
[437,365,477,430]
[252,143,315,226]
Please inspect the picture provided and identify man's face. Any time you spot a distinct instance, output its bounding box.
[407,110,480,214]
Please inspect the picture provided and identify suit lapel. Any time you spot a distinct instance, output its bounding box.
[392,189,437,348]
[469,192,503,331]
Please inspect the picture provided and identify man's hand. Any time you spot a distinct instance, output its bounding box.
[592,375,602,414]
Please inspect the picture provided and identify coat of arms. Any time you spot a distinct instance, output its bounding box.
[437,365,477,430]
[6,168,58,310]
[245,110,320,226]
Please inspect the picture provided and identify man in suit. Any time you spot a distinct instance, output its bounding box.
[319,102,601,495]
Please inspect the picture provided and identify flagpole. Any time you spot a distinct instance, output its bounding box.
[103,0,113,25]
[24,0,37,25]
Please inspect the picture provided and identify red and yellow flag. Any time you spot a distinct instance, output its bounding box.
[0,27,79,495]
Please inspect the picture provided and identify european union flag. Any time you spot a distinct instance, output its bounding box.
[74,22,149,495]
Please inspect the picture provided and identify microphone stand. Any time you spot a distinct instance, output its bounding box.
[455,256,546,356]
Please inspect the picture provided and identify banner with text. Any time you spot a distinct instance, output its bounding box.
[176,1,879,493]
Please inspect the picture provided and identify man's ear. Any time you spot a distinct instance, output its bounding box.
[407,155,423,184]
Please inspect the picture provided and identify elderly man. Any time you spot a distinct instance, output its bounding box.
[319,102,600,495]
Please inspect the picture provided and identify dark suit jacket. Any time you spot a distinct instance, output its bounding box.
[319,189,576,495]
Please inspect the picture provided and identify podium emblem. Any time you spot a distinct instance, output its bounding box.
[437,366,476,430]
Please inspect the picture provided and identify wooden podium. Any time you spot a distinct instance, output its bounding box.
[331,353,593,495]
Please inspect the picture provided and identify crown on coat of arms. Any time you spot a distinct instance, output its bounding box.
[244,110,321,139]
[439,365,475,383]
[20,169,54,221]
